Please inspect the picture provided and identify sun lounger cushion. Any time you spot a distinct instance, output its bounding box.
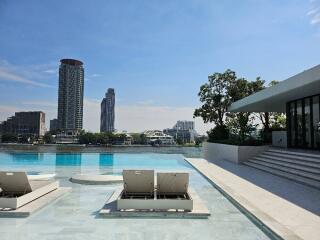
[123,170,154,194]
[0,171,32,195]
[157,172,189,194]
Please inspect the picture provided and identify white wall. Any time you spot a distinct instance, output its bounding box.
[203,142,269,164]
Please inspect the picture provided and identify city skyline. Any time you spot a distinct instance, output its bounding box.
[0,1,319,134]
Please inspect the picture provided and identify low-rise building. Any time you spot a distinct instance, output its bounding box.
[163,128,195,144]
[164,120,197,144]
[113,133,132,145]
[144,130,175,145]
[0,111,46,138]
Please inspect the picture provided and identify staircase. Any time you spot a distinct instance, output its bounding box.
[243,148,320,189]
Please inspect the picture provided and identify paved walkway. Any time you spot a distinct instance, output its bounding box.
[185,158,320,240]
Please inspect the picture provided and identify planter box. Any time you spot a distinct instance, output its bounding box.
[203,142,269,164]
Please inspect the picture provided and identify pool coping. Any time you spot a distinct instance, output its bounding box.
[184,158,318,240]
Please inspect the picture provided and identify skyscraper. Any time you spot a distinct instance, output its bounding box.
[57,59,84,135]
[100,88,115,132]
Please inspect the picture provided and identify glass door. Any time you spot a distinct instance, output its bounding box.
[312,96,320,149]
[287,94,320,149]
[296,100,303,147]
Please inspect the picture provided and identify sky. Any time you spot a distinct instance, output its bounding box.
[0,0,319,134]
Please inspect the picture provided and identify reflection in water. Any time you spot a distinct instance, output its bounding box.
[99,153,115,174]
[0,153,190,173]
[11,153,44,162]
[99,153,114,167]
[56,153,82,166]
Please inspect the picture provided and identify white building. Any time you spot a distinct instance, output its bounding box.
[173,120,195,130]
[144,130,175,145]
[229,64,320,150]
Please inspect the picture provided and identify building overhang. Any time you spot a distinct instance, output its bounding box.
[229,64,320,113]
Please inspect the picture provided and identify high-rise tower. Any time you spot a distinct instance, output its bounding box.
[100,88,115,132]
[57,59,84,135]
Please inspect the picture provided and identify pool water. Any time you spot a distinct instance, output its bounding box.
[0,152,272,240]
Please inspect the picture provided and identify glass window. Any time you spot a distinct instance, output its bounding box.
[296,100,303,147]
[305,98,312,148]
[290,102,295,147]
[313,96,320,149]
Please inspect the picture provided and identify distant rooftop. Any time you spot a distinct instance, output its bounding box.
[60,59,83,66]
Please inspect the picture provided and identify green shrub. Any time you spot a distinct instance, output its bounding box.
[207,125,229,142]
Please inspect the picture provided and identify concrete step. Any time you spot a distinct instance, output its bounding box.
[253,156,320,174]
[247,159,320,181]
[264,151,320,164]
[258,154,320,169]
[268,149,320,160]
[244,162,320,189]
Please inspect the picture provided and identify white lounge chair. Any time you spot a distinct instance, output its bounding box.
[157,172,189,195]
[122,170,154,195]
[0,171,59,209]
[117,170,193,211]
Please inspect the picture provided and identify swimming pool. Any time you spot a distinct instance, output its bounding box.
[0,152,273,240]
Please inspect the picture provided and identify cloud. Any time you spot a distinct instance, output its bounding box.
[22,101,57,107]
[90,73,101,78]
[137,99,155,105]
[0,67,53,88]
[83,98,212,134]
[0,60,55,88]
[43,69,57,74]
[0,105,22,115]
[308,0,320,25]
[311,15,320,25]
[0,103,56,131]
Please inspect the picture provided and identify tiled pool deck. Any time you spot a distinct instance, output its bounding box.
[0,152,274,240]
[185,158,320,240]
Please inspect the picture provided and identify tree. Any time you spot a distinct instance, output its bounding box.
[140,134,147,144]
[18,134,35,143]
[113,133,127,144]
[254,80,286,142]
[194,69,237,126]
[207,125,229,142]
[130,133,142,144]
[78,131,116,145]
[43,132,54,144]
[226,78,264,142]
[130,133,147,144]
[176,138,183,145]
[257,80,278,132]
[78,132,96,144]
[1,133,18,143]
